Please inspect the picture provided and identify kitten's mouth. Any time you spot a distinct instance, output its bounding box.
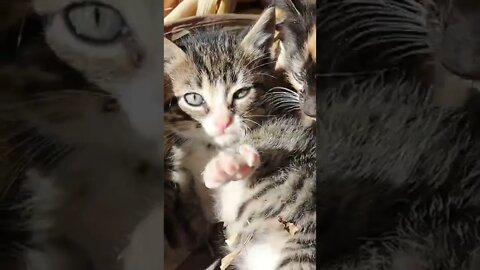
[442,62,480,90]
[301,112,316,127]
[300,95,316,119]
[213,133,237,146]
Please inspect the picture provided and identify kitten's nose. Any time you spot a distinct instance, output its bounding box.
[216,116,233,134]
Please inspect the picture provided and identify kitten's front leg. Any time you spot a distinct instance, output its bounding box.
[202,144,260,189]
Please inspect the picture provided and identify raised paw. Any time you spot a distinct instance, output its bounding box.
[202,144,260,189]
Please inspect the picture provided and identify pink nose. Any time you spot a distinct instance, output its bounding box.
[215,116,233,134]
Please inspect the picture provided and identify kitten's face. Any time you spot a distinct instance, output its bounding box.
[276,0,316,119]
[164,8,275,146]
[31,0,164,143]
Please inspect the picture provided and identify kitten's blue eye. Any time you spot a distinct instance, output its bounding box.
[64,2,128,44]
[184,93,205,106]
[233,88,251,99]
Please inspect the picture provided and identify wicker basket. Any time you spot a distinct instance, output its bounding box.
[164,0,268,24]
[163,0,273,40]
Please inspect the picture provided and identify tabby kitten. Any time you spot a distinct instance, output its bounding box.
[275,0,316,120]
[202,117,316,269]
[164,7,277,221]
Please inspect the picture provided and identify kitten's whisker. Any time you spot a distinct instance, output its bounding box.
[244,55,272,69]
[42,89,109,97]
[242,118,261,128]
[249,61,277,73]
[254,72,277,79]
[263,96,298,104]
[245,114,276,117]
[266,86,299,96]
[264,94,299,101]
[42,145,73,170]
[0,127,36,144]
[284,106,301,114]
[1,135,50,197]
[0,90,109,110]
[2,132,41,158]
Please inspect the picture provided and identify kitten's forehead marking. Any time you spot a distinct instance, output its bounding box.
[198,76,228,108]
[214,80,228,108]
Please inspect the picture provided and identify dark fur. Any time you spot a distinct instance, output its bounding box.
[315,76,480,269]
[316,0,480,93]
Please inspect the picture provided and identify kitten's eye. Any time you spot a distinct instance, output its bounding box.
[233,88,251,100]
[183,93,205,106]
[64,2,128,44]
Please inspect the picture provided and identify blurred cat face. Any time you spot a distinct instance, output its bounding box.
[33,0,164,144]
[1,1,162,159]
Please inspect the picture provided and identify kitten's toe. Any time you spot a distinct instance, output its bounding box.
[238,144,260,167]
[218,151,240,175]
[235,164,254,179]
[203,158,229,189]
[203,146,260,189]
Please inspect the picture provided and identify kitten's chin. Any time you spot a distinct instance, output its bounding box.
[301,112,316,127]
[213,134,238,146]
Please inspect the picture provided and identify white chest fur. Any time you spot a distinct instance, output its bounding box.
[174,141,218,222]
[217,180,247,224]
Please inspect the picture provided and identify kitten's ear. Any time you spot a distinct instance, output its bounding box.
[164,37,186,63]
[275,6,287,26]
[240,7,275,55]
[275,0,302,22]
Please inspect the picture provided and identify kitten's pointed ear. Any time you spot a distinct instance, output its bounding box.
[164,37,186,63]
[275,6,287,26]
[241,7,275,55]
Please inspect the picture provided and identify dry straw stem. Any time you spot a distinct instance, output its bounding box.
[164,0,179,16]
[164,0,198,24]
[220,233,254,270]
[164,14,259,40]
[196,0,219,15]
[217,0,238,14]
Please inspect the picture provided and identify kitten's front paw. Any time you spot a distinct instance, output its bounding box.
[203,144,260,189]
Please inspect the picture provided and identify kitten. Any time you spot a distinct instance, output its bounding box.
[275,0,316,121]
[164,7,277,222]
[202,116,316,270]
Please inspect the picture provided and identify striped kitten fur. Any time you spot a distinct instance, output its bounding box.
[204,116,316,270]
[164,8,277,223]
[275,0,316,120]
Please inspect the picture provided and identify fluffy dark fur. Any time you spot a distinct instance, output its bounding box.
[316,0,480,103]
[315,76,480,269]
